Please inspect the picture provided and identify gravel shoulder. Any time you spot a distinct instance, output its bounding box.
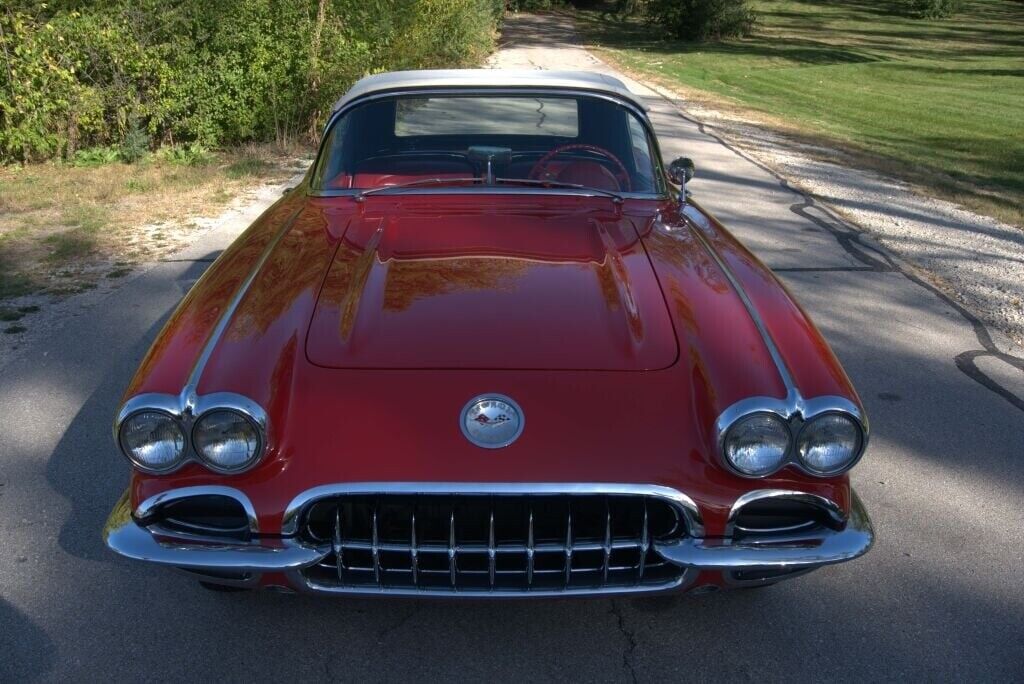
[0,164,309,373]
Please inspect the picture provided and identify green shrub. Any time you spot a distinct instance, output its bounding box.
[646,0,757,41]
[155,144,213,167]
[902,0,962,18]
[120,121,150,164]
[0,1,503,163]
[70,147,121,168]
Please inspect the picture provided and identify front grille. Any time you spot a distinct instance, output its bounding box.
[298,494,689,594]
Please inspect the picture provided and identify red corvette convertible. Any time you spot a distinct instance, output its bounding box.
[104,70,873,596]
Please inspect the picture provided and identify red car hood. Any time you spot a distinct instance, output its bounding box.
[305,203,679,370]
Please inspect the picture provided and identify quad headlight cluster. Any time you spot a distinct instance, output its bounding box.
[115,395,267,475]
[721,406,865,478]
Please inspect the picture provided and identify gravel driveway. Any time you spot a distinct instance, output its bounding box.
[1,13,1023,682]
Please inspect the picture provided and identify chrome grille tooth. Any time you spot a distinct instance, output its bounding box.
[527,508,535,588]
[448,506,457,587]
[371,504,381,584]
[488,509,496,589]
[638,499,649,583]
[333,506,344,582]
[564,504,573,587]
[603,498,612,585]
[410,510,418,586]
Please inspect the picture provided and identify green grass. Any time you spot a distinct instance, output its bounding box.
[574,0,1024,225]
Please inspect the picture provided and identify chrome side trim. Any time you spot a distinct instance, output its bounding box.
[134,485,260,534]
[686,219,796,396]
[181,207,302,406]
[280,482,704,538]
[685,217,869,478]
[724,489,845,538]
[655,490,873,571]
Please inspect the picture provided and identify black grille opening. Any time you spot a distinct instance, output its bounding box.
[150,495,250,540]
[300,493,687,594]
[732,497,841,538]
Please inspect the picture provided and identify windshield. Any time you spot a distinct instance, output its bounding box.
[312,93,662,195]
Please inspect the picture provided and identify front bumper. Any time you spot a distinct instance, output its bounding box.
[103,487,874,595]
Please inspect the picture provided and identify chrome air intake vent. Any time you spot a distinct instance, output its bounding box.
[729,491,845,539]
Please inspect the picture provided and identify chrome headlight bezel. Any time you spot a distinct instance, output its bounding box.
[116,408,188,474]
[191,408,264,474]
[113,392,268,476]
[721,411,793,477]
[795,411,865,476]
[715,395,868,479]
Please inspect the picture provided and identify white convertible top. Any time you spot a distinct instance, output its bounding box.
[330,69,647,114]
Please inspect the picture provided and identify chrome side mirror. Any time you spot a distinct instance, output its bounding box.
[668,157,695,202]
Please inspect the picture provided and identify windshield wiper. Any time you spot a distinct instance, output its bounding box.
[353,175,625,204]
[355,177,480,201]
[493,177,624,204]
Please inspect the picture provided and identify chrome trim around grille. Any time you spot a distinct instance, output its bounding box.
[281,482,705,537]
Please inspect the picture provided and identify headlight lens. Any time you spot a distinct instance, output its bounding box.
[797,413,862,474]
[193,410,262,472]
[724,412,791,476]
[118,411,186,472]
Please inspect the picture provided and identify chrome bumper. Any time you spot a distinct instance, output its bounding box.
[103,491,327,573]
[103,488,874,591]
[656,491,873,570]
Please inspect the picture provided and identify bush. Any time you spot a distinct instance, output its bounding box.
[70,147,121,168]
[120,121,150,164]
[154,144,213,167]
[646,0,757,41]
[902,0,962,18]
[0,0,503,163]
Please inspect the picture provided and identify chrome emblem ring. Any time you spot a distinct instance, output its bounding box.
[460,394,524,449]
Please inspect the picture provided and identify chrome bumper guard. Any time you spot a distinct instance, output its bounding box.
[103,488,874,588]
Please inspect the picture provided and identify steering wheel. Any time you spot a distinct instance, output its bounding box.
[528,143,632,192]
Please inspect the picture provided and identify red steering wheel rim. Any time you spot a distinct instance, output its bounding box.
[528,143,632,192]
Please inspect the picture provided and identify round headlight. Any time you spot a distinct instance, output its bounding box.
[797,413,862,474]
[193,410,262,472]
[118,411,186,472]
[723,412,791,476]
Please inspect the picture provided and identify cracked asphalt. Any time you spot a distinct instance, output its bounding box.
[2,13,1023,682]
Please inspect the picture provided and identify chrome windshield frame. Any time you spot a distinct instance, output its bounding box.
[307,87,669,201]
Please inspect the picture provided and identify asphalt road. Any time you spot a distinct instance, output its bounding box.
[3,14,1024,682]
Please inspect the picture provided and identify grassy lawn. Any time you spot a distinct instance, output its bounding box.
[0,144,304,308]
[574,0,1024,225]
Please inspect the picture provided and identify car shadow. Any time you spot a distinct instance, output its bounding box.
[0,598,55,681]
